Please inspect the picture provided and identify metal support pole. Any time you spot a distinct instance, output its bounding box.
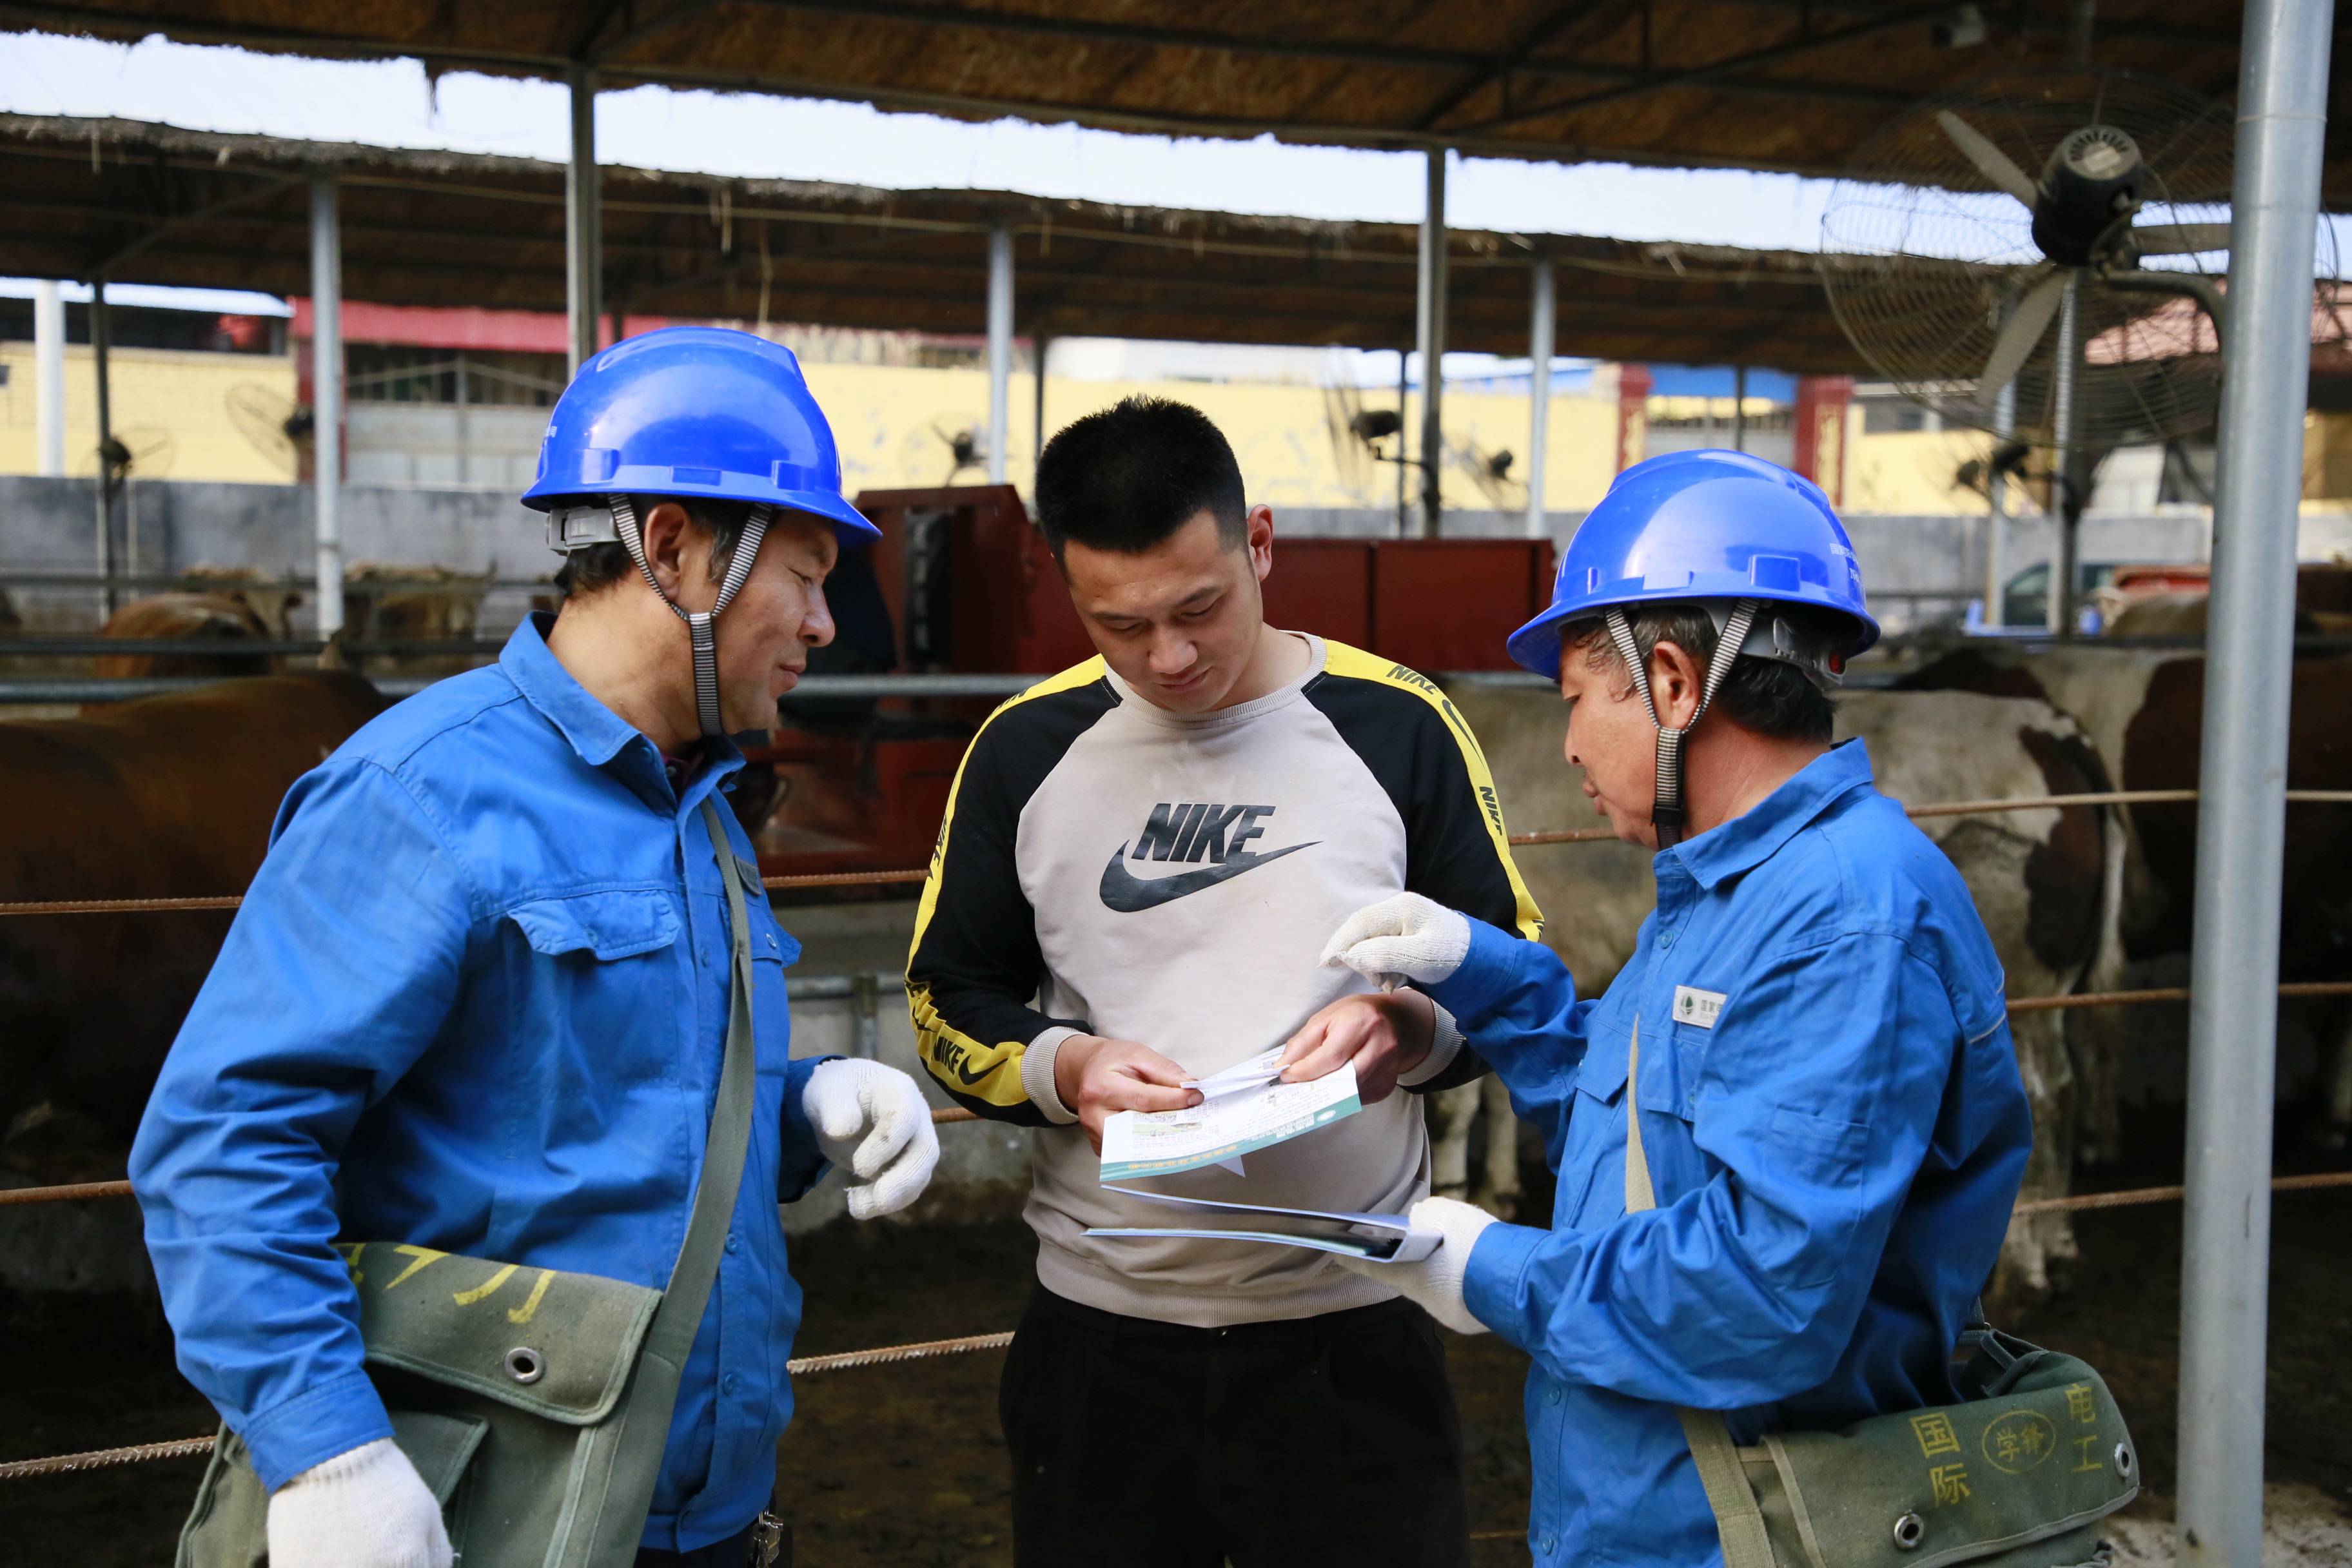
[1396,349,1411,538]
[987,221,1014,485]
[2177,0,2333,1562]
[90,278,114,621]
[850,972,881,1061]
[310,176,346,641]
[2048,277,2081,635]
[1527,263,1554,540]
[33,280,64,478]
[454,355,470,487]
[1033,331,1051,479]
[1415,151,1449,537]
[1731,365,1749,453]
[1984,375,2014,628]
[565,65,602,376]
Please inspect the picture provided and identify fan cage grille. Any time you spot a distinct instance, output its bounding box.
[1820,68,2338,451]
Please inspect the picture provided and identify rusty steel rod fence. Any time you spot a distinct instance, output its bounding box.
[0,1330,1023,1482]
[4,788,2348,918]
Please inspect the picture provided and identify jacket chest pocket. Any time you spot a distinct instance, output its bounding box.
[1562,1014,1711,1229]
[1558,1024,1632,1231]
[505,890,687,1090]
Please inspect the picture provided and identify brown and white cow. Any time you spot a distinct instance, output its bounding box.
[1901,644,2352,1155]
[1434,682,2124,1299]
[0,673,387,1155]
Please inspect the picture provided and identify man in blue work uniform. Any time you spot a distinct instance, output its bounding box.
[1320,449,2034,1567]
[132,328,940,1568]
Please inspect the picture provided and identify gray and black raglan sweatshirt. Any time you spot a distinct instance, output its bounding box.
[906,636,1543,1326]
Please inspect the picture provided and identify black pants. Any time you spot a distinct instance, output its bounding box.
[634,1522,761,1567]
[1000,1284,1471,1568]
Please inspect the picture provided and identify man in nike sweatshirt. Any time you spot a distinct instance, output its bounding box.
[906,397,1544,1567]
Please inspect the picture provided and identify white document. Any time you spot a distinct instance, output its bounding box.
[1087,1185,1440,1264]
[1096,1050,1362,1182]
[1186,1046,1291,1100]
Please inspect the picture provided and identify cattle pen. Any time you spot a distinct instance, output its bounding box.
[1,0,2342,1559]
[2,781,2349,1553]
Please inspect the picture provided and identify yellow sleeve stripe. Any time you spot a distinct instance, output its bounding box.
[1319,640,1545,941]
[905,656,1109,1109]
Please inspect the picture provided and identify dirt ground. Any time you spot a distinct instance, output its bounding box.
[5,1192,2347,1566]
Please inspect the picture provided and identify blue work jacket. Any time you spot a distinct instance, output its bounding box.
[1432,740,2032,1568]
[130,614,831,1553]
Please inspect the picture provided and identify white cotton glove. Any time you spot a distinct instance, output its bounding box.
[803,1058,941,1220]
[265,1436,452,1568]
[1320,892,1473,987]
[1332,1196,1499,1337]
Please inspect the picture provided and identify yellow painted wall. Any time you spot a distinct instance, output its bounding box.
[1843,419,1999,515]
[1842,409,2352,513]
[46,343,2327,519]
[0,344,299,484]
[802,361,1623,514]
[2303,409,2352,501]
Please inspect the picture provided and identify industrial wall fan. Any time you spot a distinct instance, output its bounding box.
[1449,437,1527,511]
[897,417,986,487]
[1323,382,1408,504]
[226,384,304,478]
[1820,67,2341,454]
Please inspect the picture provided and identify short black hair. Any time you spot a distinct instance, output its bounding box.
[554,495,755,598]
[1034,397,1248,560]
[1558,602,1841,744]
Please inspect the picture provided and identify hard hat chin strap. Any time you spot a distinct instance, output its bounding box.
[1604,598,1759,850]
[607,495,775,742]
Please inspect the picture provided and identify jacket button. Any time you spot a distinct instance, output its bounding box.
[1547,1385,1562,1406]
[1540,1533,1557,1555]
[725,1233,742,1255]
[722,1372,741,1395]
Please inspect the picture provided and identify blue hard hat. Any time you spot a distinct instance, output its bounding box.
[1507,448,1879,679]
[521,325,879,544]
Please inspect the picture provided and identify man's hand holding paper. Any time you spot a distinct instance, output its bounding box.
[1278,988,1437,1104]
[1096,1047,1365,1182]
[1054,1034,1203,1155]
[1327,1196,1498,1335]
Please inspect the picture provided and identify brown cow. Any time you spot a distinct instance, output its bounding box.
[92,593,278,681]
[0,673,387,1152]
[1441,683,2122,1299]
[342,562,494,675]
[178,564,302,640]
[2104,593,2351,642]
[1899,645,2352,1154]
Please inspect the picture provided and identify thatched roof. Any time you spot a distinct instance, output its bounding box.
[1,113,1877,369]
[3,0,2320,190]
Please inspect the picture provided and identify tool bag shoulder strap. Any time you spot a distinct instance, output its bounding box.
[1622,1022,2136,1568]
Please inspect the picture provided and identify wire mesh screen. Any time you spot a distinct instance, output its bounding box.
[1819,68,2336,451]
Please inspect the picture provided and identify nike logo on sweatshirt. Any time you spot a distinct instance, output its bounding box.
[1098,841,1317,912]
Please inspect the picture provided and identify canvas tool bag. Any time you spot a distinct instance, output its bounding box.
[180,801,768,1568]
[1623,1024,2138,1568]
